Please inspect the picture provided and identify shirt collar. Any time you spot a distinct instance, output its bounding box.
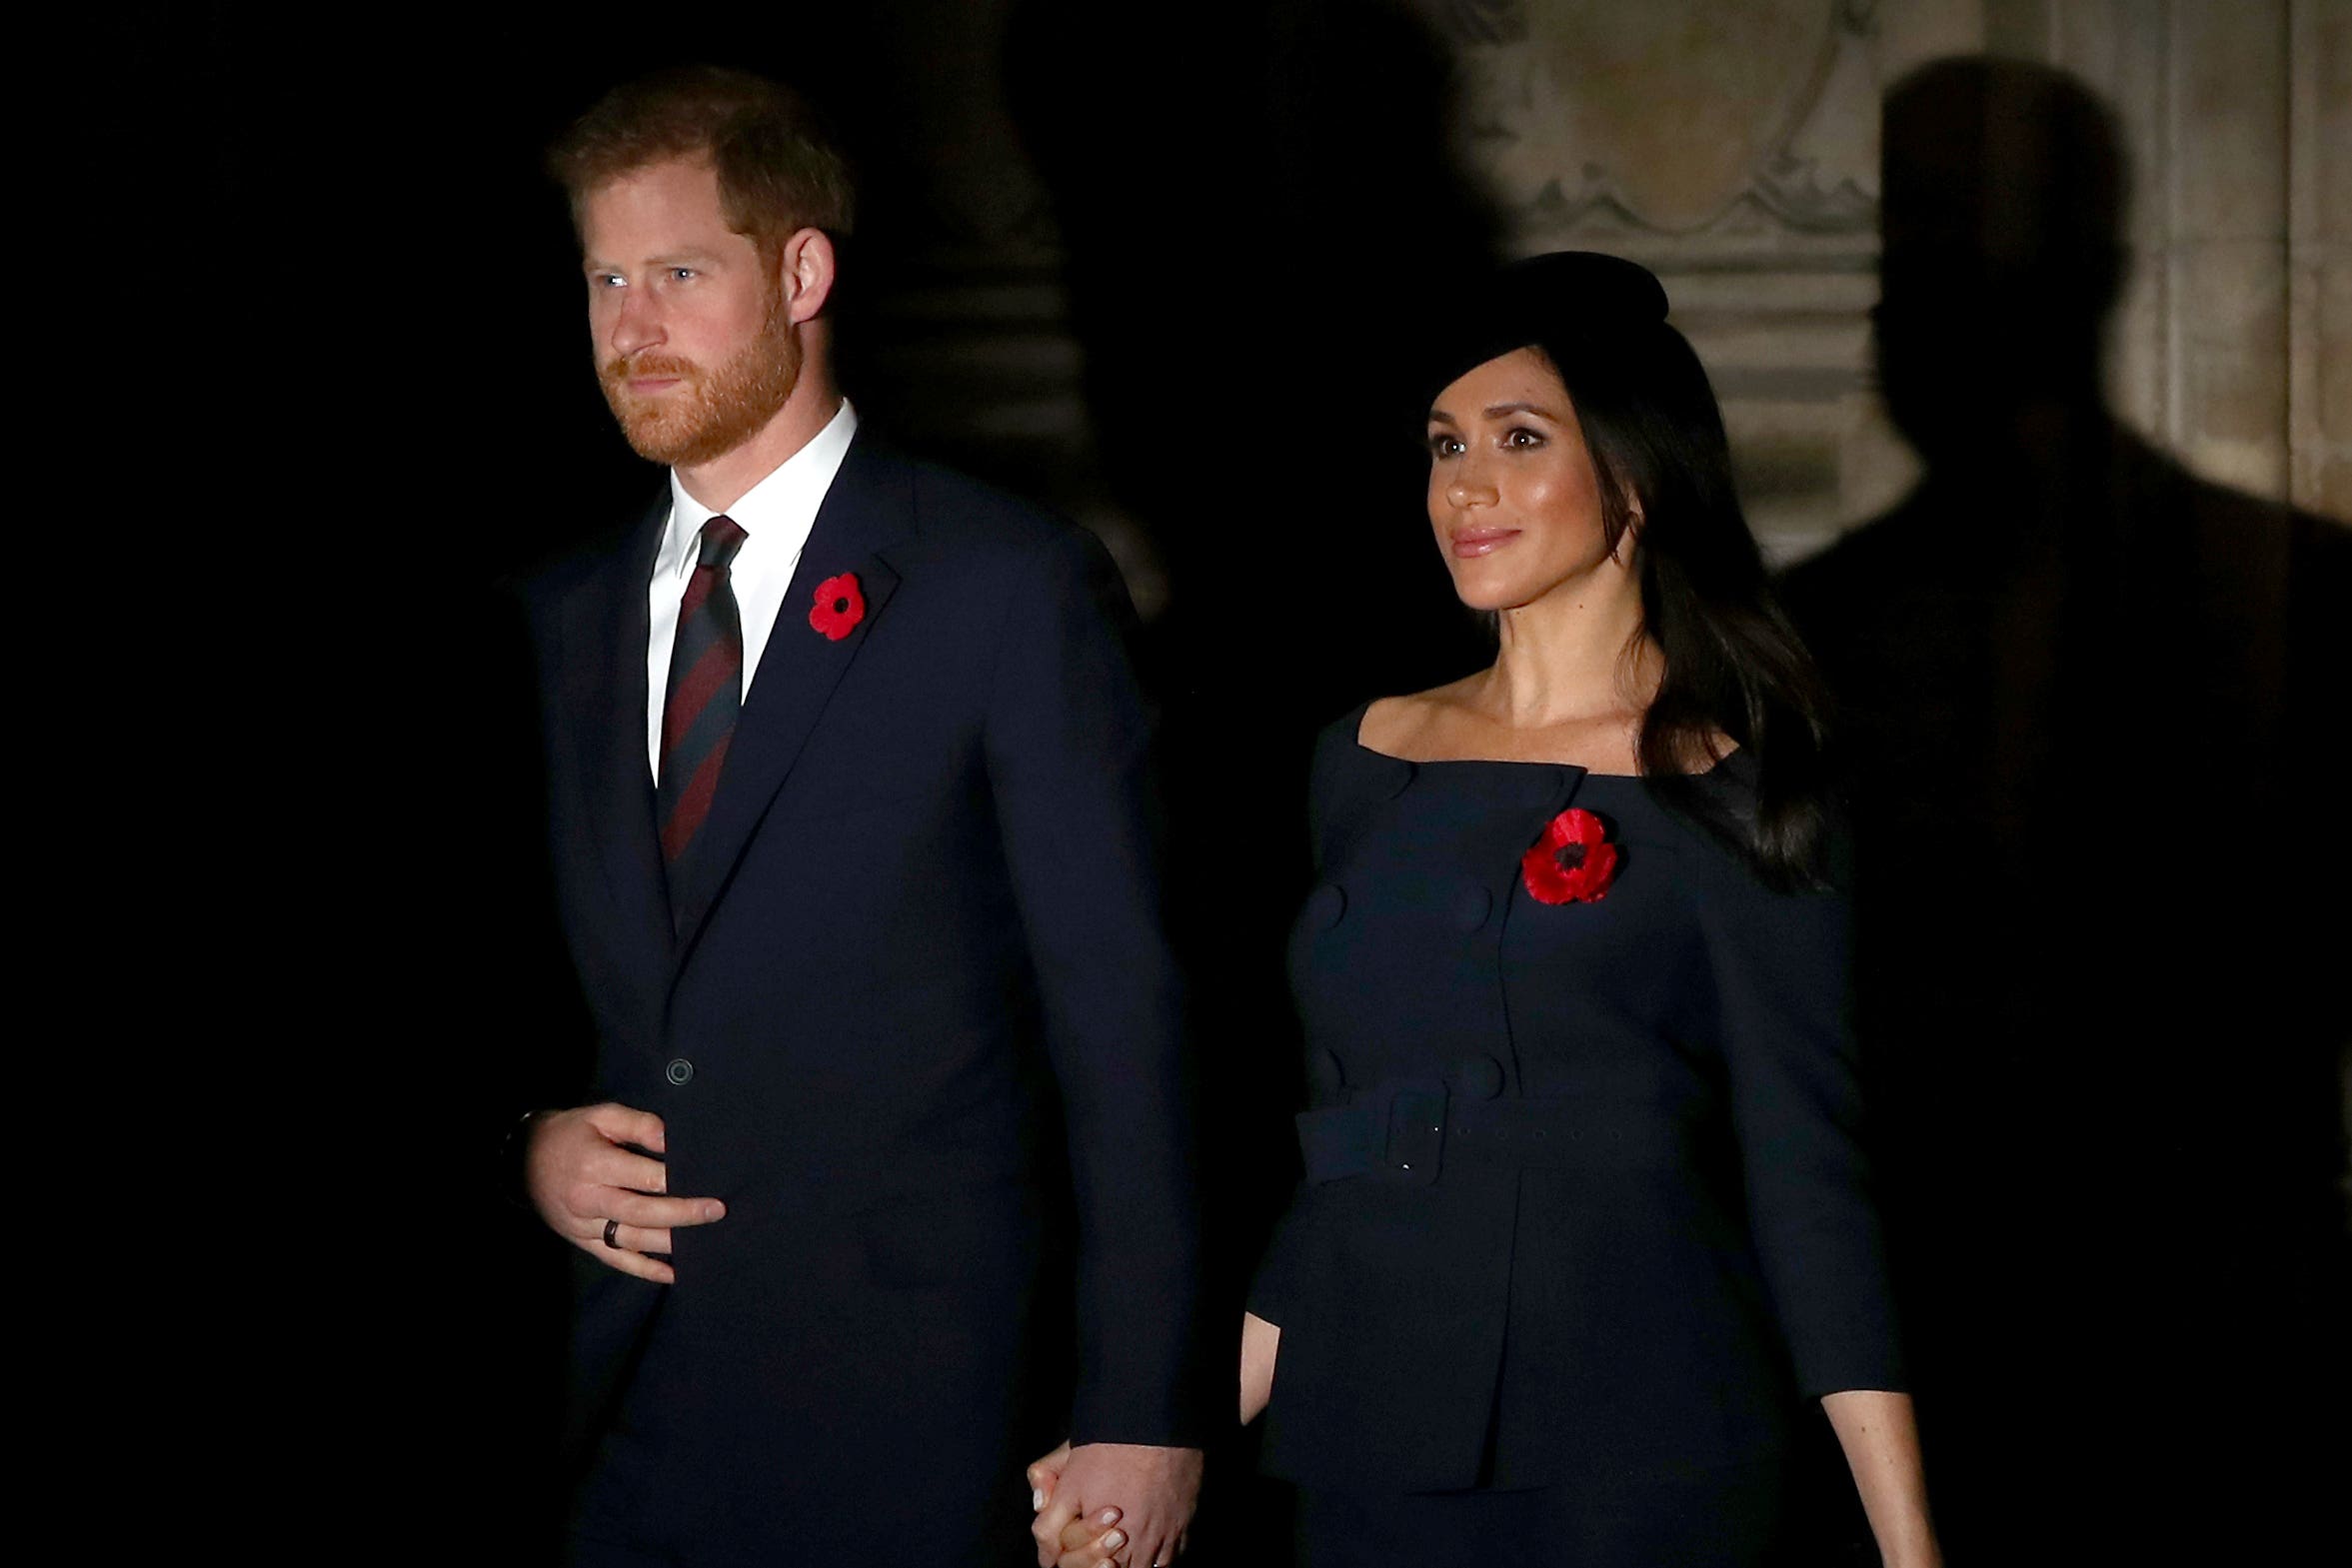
[655,399,861,582]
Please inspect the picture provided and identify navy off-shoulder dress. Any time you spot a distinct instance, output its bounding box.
[1249,707,1905,1564]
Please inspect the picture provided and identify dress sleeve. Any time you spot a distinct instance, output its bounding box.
[1689,821,1907,1399]
[1245,1192,1311,1327]
[1246,706,1369,1329]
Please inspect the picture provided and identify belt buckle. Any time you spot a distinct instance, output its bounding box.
[1381,1079,1447,1186]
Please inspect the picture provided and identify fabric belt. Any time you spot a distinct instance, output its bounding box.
[1296,1077,1691,1186]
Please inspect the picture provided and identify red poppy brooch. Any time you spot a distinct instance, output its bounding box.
[1521,807,1618,905]
[809,572,866,641]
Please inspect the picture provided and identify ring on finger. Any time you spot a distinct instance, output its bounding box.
[603,1217,623,1249]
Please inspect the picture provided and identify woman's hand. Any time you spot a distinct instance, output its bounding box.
[1821,1389,1942,1568]
[1240,1311,1280,1424]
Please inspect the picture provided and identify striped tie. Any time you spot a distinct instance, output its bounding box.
[658,515,749,868]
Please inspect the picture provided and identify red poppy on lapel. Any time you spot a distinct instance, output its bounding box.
[1521,806,1618,905]
[809,573,866,641]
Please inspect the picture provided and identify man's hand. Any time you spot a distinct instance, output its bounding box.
[1030,1441,1200,1568]
[523,1102,725,1284]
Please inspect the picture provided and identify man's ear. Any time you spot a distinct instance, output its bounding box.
[777,228,838,324]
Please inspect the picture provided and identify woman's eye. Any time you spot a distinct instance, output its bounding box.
[1505,428,1545,449]
[1427,434,1463,458]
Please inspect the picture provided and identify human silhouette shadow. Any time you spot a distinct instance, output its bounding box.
[1780,56,2349,1560]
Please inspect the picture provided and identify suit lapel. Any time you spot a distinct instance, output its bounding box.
[565,496,675,1002]
[667,438,911,961]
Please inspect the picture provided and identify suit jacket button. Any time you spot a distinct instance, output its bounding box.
[1304,883,1347,930]
[1448,1055,1504,1100]
[666,1058,694,1085]
[1451,883,1493,932]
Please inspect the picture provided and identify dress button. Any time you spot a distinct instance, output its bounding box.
[666,1058,694,1085]
[1304,883,1347,930]
[1449,1055,1504,1099]
[1381,760,1417,799]
[1451,883,1493,932]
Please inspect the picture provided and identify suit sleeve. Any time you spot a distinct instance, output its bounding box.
[1691,826,1907,1400]
[981,526,1211,1447]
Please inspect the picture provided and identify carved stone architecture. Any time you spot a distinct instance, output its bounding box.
[1417,0,2346,555]
[1424,0,1934,558]
[854,0,2344,598]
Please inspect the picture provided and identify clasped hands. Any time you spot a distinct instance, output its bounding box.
[1026,1310,1277,1567]
[1027,1440,1201,1568]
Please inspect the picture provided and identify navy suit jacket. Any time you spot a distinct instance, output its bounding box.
[519,435,1206,1555]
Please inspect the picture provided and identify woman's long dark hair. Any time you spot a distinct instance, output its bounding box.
[1535,327,1832,887]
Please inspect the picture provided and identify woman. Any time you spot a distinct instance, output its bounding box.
[1037,252,1937,1567]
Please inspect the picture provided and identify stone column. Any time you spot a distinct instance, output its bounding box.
[2289,0,2350,516]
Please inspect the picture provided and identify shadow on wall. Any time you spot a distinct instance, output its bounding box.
[1779,55,2350,1561]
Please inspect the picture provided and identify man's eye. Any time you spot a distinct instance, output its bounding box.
[590,274,624,290]
[670,267,698,282]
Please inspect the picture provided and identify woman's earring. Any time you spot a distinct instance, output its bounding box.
[1612,518,1640,566]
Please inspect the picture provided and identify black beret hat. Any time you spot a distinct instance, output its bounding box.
[1420,251,1670,410]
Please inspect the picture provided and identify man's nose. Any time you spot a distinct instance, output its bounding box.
[609,287,664,359]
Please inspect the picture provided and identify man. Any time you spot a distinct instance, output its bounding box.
[511,66,1206,1566]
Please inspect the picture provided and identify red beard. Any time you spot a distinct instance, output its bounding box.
[599,292,801,468]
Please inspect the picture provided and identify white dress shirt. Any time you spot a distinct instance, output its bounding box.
[647,399,860,782]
